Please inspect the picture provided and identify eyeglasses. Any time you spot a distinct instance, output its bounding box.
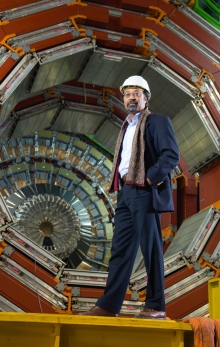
[123,90,144,98]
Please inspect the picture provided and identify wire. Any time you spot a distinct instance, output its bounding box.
[33,248,43,313]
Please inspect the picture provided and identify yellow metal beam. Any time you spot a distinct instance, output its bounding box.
[135,28,158,58]
[147,6,166,26]
[172,173,188,187]
[162,226,174,242]
[69,15,87,36]
[67,0,87,7]
[102,88,115,110]
[0,20,9,26]
[0,312,193,347]
[0,34,24,56]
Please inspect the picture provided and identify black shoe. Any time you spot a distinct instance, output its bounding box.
[135,308,166,319]
[79,306,118,317]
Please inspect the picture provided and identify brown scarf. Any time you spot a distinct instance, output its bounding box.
[109,109,150,192]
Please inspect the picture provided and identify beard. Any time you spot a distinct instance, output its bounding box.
[127,100,148,114]
[127,102,138,113]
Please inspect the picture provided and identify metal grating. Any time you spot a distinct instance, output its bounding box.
[94,119,120,153]
[31,41,95,93]
[164,206,220,261]
[172,103,218,170]
[52,105,107,134]
[141,66,192,120]
[0,59,38,122]
[79,49,148,87]
[12,108,59,139]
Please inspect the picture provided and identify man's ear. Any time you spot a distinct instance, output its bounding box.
[145,99,149,108]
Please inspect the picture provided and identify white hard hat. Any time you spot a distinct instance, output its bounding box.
[120,75,151,96]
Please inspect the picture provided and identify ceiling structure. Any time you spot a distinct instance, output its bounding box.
[0,0,220,319]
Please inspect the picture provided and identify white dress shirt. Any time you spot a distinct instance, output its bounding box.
[118,112,141,179]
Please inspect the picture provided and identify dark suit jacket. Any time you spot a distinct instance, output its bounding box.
[145,114,179,212]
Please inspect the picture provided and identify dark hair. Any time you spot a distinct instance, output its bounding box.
[143,90,150,108]
[143,90,149,99]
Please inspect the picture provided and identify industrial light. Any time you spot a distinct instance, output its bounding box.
[149,57,199,98]
[162,17,220,66]
[146,32,200,77]
[192,98,220,150]
[202,75,220,114]
[0,0,75,21]
[54,84,102,99]
[65,101,109,115]
[15,99,61,119]
[36,37,96,64]
[0,54,38,104]
[178,4,220,41]
[7,21,73,47]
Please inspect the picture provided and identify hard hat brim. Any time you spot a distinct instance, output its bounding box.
[120,85,145,94]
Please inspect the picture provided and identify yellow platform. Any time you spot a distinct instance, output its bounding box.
[0,312,193,347]
[209,277,220,319]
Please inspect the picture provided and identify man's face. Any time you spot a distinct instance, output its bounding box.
[123,88,147,114]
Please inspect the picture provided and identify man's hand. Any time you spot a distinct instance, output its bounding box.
[146,178,152,186]
[147,178,163,186]
[156,181,163,186]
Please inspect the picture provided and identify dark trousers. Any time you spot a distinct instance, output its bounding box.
[96,184,165,314]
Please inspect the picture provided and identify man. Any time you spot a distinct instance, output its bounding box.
[80,75,179,319]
